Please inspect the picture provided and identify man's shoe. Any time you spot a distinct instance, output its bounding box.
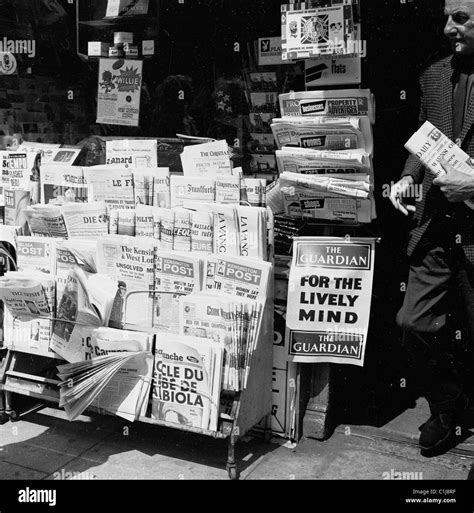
[419,394,469,455]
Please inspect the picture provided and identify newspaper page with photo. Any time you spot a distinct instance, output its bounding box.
[180,140,233,177]
[152,334,223,431]
[24,205,68,238]
[16,236,56,274]
[106,139,158,168]
[153,251,203,333]
[97,235,156,329]
[0,271,55,318]
[41,165,88,205]
[85,166,135,209]
[50,269,116,361]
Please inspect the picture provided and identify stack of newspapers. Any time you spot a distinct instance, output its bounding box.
[0,137,273,431]
[268,89,376,224]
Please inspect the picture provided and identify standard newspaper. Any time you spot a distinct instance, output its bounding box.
[180,140,233,177]
[152,334,224,431]
[170,176,215,207]
[204,255,271,302]
[16,236,55,274]
[85,166,135,209]
[153,251,203,333]
[271,116,366,152]
[96,235,156,329]
[405,121,474,209]
[41,165,88,205]
[60,202,109,238]
[24,204,68,238]
[105,139,158,168]
[50,268,117,361]
[0,271,55,318]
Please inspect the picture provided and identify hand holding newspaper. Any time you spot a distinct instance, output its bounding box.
[405,121,474,209]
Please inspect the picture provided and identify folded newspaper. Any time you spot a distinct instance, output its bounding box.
[405,121,474,209]
[57,351,152,421]
[271,116,368,152]
[0,271,55,319]
[50,268,117,361]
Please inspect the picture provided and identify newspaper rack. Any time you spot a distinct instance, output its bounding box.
[0,287,274,480]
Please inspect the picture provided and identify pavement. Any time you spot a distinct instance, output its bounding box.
[1,399,473,481]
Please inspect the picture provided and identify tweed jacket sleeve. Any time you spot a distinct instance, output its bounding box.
[401,73,428,184]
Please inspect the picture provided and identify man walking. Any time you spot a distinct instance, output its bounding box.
[390,0,474,455]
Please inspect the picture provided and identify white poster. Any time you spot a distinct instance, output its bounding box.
[286,237,376,366]
[281,5,355,60]
[97,59,143,127]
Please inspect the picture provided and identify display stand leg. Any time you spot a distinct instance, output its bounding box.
[0,392,9,424]
[302,364,332,440]
[226,432,239,480]
[4,391,18,422]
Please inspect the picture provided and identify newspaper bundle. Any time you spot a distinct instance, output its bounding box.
[179,293,262,391]
[153,251,203,333]
[271,116,367,152]
[242,178,267,207]
[152,334,224,432]
[96,235,156,329]
[275,147,371,176]
[277,172,373,223]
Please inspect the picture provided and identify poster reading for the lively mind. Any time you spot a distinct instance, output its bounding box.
[97,58,143,127]
[286,237,376,367]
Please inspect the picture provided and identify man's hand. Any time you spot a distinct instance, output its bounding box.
[389,176,417,216]
[433,159,474,202]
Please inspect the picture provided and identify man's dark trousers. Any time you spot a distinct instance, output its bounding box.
[397,213,474,411]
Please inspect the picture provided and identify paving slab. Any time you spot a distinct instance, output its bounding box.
[0,460,48,480]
